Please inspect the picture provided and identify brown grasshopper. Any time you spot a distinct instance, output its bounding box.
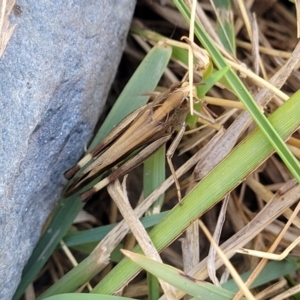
[64,81,199,202]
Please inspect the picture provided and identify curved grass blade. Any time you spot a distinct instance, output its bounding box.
[122,250,244,300]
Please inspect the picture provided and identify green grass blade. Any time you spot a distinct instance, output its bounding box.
[173,0,300,182]
[143,145,166,299]
[62,211,169,248]
[13,43,172,300]
[13,195,85,300]
[222,258,299,292]
[213,0,236,55]
[123,251,243,300]
[44,294,136,300]
[89,43,172,147]
[143,145,166,213]
[91,89,300,295]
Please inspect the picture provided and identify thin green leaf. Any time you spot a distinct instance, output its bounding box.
[213,0,236,55]
[186,66,229,127]
[197,66,229,98]
[44,294,136,300]
[89,43,172,147]
[222,258,299,292]
[143,145,166,213]
[143,145,166,299]
[62,211,169,248]
[123,250,244,300]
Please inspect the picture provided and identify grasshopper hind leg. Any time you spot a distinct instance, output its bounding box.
[166,122,186,204]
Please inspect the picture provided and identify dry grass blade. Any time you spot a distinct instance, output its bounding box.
[166,180,300,300]
[93,129,225,265]
[193,40,300,182]
[199,220,255,300]
[246,176,300,228]
[271,284,300,300]
[295,0,300,38]
[0,0,16,58]
[26,2,300,298]
[59,240,93,292]
[107,177,176,298]
[207,194,229,286]
[235,0,267,77]
[233,200,300,300]
[255,279,287,300]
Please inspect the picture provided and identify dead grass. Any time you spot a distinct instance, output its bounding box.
[0,0,16,58]
[27,1,300,299]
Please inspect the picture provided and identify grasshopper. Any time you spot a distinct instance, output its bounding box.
[64,81,199,202]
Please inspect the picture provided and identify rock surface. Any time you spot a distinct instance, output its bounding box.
[0,1,135,299]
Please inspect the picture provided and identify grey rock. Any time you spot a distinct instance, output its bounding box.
[0,0,136,299]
